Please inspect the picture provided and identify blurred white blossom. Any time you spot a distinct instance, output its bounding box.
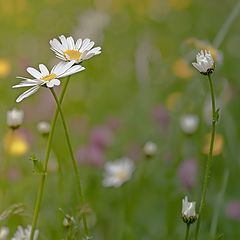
[11,225,39,240]
[180,114,199,134]
[7,108,24,129]
[73,10,110,42]
[0,226,9,240]
[103,157,135,187]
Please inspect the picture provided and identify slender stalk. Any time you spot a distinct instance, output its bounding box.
[213,1,240,48]
[195,74,216,240]
[30,76,71,240]
[185,224,190,240]
[50,88,89,237]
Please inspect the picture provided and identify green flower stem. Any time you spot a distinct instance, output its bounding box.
[50,88,89,237]
[30,76,71,240]
[185,224,190,240]
[195,73,217,240]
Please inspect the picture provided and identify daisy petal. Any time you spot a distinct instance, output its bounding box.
[27,67,42,79]
[39,64,49,76]
[16,85,41,103]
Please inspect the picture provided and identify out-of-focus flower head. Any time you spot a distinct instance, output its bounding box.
[0,226,9,240]
[182,196,197,224]
[7,108,24,130]
[143,141,157,158]
[13,61,84,102]
[73,10,110,42]
[225,201,240,220]
[172,58,194,79]
[202,133,223,156]
[180,114,199,135]
[77,144,105,167]
[11,225,39,240]
[4,131,29,156]
[192,50,214,75]
[178,159,198,189]
[152,105,170,132]
[0,58,11,78]
[102,157,135,187]
[37,121,51,136]
[90,125,113,150]
[49,35,101,64]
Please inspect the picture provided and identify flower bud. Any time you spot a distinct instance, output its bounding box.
[37,121,51,136]
[7,108,24,130]
[192,50,214,75]
[143,141,157,158]
[182,196,197,224]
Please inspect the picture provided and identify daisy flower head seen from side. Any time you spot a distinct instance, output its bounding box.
[182,196,197,225]
[13,61,85,103]
[49,35,101,64]
[192,50,214,75]
[102,157,135,188]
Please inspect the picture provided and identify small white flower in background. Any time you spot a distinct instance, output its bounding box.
[11,225,39,240]
[37,121,51,135]
[63,214,75,228]
[7,108,24,130]
[180,114,199,135]
[49,35,101,64]
[13,61,85,103]
[192,50,214,75]
[143,141,157,158]
[0,226,9,240]
[102,157,135,187]
[182,196,197,224]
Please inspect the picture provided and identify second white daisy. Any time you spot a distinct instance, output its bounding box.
[13,61,84,103]
[49,35,101,63]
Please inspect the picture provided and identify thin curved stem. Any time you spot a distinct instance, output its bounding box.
[30,76,71,240]
[195,74,216,240]
[185,224,190,240]
[50,88,89,237]
[213,1,240,48]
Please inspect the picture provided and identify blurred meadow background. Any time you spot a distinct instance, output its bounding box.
[1,0,240,239]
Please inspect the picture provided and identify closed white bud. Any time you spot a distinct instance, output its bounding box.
[192,50,214,75]
[7,108,24,130]
[182,196,197,224]
[143,141,157,158]
[37,121,51,135]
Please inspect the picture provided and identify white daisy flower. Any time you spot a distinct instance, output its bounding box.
[182,196,197,224]
[192,50,214,74]
[7,108,24,129]
[49,35,101,63]
[102,157,135,187]
[13,61,85,103]
[11,225,39,240]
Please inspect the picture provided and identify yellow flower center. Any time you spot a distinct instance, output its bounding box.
[116,170,127,181]
[64,50,81,61]
[41,73,57,81]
